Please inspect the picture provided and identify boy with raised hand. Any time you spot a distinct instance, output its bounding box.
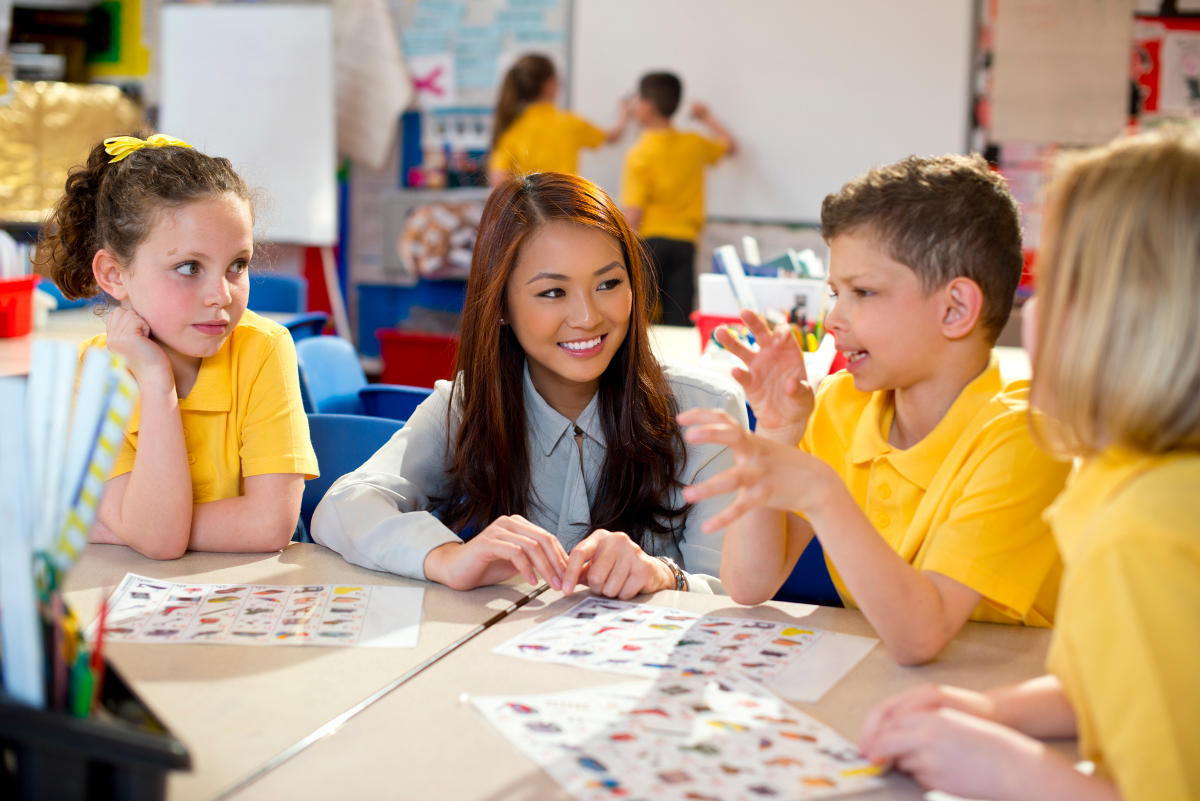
[679,154,1069,665]
[621,71,736,326]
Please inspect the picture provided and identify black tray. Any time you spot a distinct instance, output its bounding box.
[0,660,191,801]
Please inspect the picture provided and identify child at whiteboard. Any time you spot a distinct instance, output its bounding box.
[621,71,736,326]
[858,128,1200,801]
[488,53,628,184]
[37,133,318,560]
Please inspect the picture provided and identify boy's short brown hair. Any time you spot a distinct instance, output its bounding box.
[820,153,1023,342]
[638,72,682,119]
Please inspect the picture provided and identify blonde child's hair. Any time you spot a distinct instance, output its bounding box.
[1033,125,1200,456]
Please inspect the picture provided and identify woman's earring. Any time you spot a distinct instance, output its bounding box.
[499,316,508,325]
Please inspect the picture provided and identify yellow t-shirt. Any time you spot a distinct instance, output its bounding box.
[487,102,605,177]
[620,129,727,243]
[801,357,1069,624]
[82,310,318,504]
[1045,448,1200,801]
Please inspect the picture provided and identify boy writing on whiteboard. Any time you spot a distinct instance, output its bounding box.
[621,71,736,326]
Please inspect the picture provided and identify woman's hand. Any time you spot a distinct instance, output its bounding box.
[716,310,814,445]
[679,407,836,532]
[423,515,568,591]
[105,306,172,387]
[562,529,674,599]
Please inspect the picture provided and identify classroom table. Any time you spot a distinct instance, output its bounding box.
[229,587,1065,801]
[61,543,536,801]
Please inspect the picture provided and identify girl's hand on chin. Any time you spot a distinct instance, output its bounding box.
[106,306,172,386]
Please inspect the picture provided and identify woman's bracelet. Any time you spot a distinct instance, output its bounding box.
[657,556,689,592]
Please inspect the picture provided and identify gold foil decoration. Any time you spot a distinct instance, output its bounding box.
[0,81,145,223]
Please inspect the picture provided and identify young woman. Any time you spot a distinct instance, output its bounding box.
[312,172,745,596]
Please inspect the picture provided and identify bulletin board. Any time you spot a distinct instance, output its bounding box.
[390,0,571,110]
[158,4,337,246]
[571,0,975,226]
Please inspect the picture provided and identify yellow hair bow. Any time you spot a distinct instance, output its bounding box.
[103,134,193,164]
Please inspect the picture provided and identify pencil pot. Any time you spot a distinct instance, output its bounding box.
[0,274,38,337]
[0,661,190,801]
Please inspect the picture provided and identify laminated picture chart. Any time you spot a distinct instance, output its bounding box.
[493,598,877,702]
[92,572,423,648]
[471,670,884,801]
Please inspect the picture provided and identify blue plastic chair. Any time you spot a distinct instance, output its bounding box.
[299,413,405,539]
[295,335,368,414]
[249,273,307,313]
[295,335,433,419]
[283,311,328,342]
[38,279,94,310]
[358,383,432,420]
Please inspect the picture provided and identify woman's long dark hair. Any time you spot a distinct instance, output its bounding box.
[436,172,688,549]
[491,54,555,149]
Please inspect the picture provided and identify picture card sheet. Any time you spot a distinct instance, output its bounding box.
[471,670,884,801]
[493,598,876,702]
[91,572,423,647]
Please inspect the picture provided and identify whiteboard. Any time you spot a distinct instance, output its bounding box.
[572,0,974,225]
[159,5,337,245]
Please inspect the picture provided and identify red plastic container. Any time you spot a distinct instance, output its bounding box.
[688,310,742,352]
[377,329,458,388]
[0,275,39,337]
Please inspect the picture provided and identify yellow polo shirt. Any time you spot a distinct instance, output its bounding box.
[1045,448,1200,801]
[487,102,605,177]
[620,129,727,243]
[83,310,317,504]
[801,357,1068,624]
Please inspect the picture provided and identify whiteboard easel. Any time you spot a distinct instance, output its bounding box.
[159,4,349,338]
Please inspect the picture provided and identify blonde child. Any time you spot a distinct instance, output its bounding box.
[487,53,627,185]
[857,128,1200,801]
[38,133,318,560]
[621,71,736,325]
[680,154,1070,664]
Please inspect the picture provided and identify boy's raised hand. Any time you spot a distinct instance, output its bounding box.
[715,310,814,446]
[679,407,837,532]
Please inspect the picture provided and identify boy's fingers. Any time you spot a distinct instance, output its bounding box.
[740,309,773,340]
[678,407,735,427]
[714,325,757,364]
[682,425,745,450]
[701,496,754,533]
[683,466,754,502]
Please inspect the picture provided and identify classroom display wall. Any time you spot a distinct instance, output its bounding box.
[571,0,975,225]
